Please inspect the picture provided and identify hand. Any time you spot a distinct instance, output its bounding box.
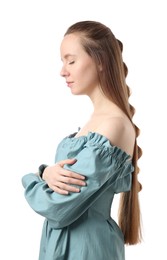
[42,158,86,194]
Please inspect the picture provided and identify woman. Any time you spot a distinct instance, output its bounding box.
[22,20,142,260]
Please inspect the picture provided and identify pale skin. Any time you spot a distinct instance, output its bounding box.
[42,33,136,195]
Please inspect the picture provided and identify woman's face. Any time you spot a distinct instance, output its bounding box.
[60,33,100,96]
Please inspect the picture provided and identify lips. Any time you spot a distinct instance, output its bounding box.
[66,82,73,87]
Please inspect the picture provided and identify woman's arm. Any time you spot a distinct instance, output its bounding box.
[42,158,86,194]
[22,140,132,229]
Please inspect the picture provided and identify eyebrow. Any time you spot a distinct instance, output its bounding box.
[61,54,76,60]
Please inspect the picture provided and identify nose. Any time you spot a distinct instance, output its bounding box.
[60,66,70,77]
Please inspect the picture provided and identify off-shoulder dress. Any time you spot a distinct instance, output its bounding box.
[22,132,134,260]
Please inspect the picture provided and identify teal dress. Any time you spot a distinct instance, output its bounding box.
[22,132,134,260]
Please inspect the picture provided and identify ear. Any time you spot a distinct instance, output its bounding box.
[98,63,103,72]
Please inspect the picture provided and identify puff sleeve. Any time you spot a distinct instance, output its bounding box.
[22,132,133,228]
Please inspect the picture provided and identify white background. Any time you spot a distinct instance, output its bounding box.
[0,0,166,259]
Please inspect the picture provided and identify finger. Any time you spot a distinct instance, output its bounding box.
[47,183,70,194]
[52,186,69,195]
[67,171,86,180]
[58,158,77,167]
[58,167,85,180]
[57,183,80,192]
[56,182,80,193]
[60,175,86,186]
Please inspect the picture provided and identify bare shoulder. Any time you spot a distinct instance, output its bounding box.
[96,116,135,156]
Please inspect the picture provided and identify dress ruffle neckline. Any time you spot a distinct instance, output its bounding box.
[65,131,132,163]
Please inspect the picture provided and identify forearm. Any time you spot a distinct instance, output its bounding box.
[22,170,112,228]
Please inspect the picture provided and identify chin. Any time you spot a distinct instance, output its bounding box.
[70,89,85,96]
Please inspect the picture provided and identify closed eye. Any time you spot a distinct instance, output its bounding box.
[68,61,75,65]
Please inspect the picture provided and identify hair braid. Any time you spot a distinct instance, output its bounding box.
[117,39,142,244]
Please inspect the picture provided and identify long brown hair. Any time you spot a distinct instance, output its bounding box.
[65,20,142,245]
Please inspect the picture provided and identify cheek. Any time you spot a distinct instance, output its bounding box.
[84,67,99,86]
[79,62,98,81]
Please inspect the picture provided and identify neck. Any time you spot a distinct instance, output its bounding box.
[87,89,118,115]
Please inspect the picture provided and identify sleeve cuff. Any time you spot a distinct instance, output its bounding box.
[38,164,48,179]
